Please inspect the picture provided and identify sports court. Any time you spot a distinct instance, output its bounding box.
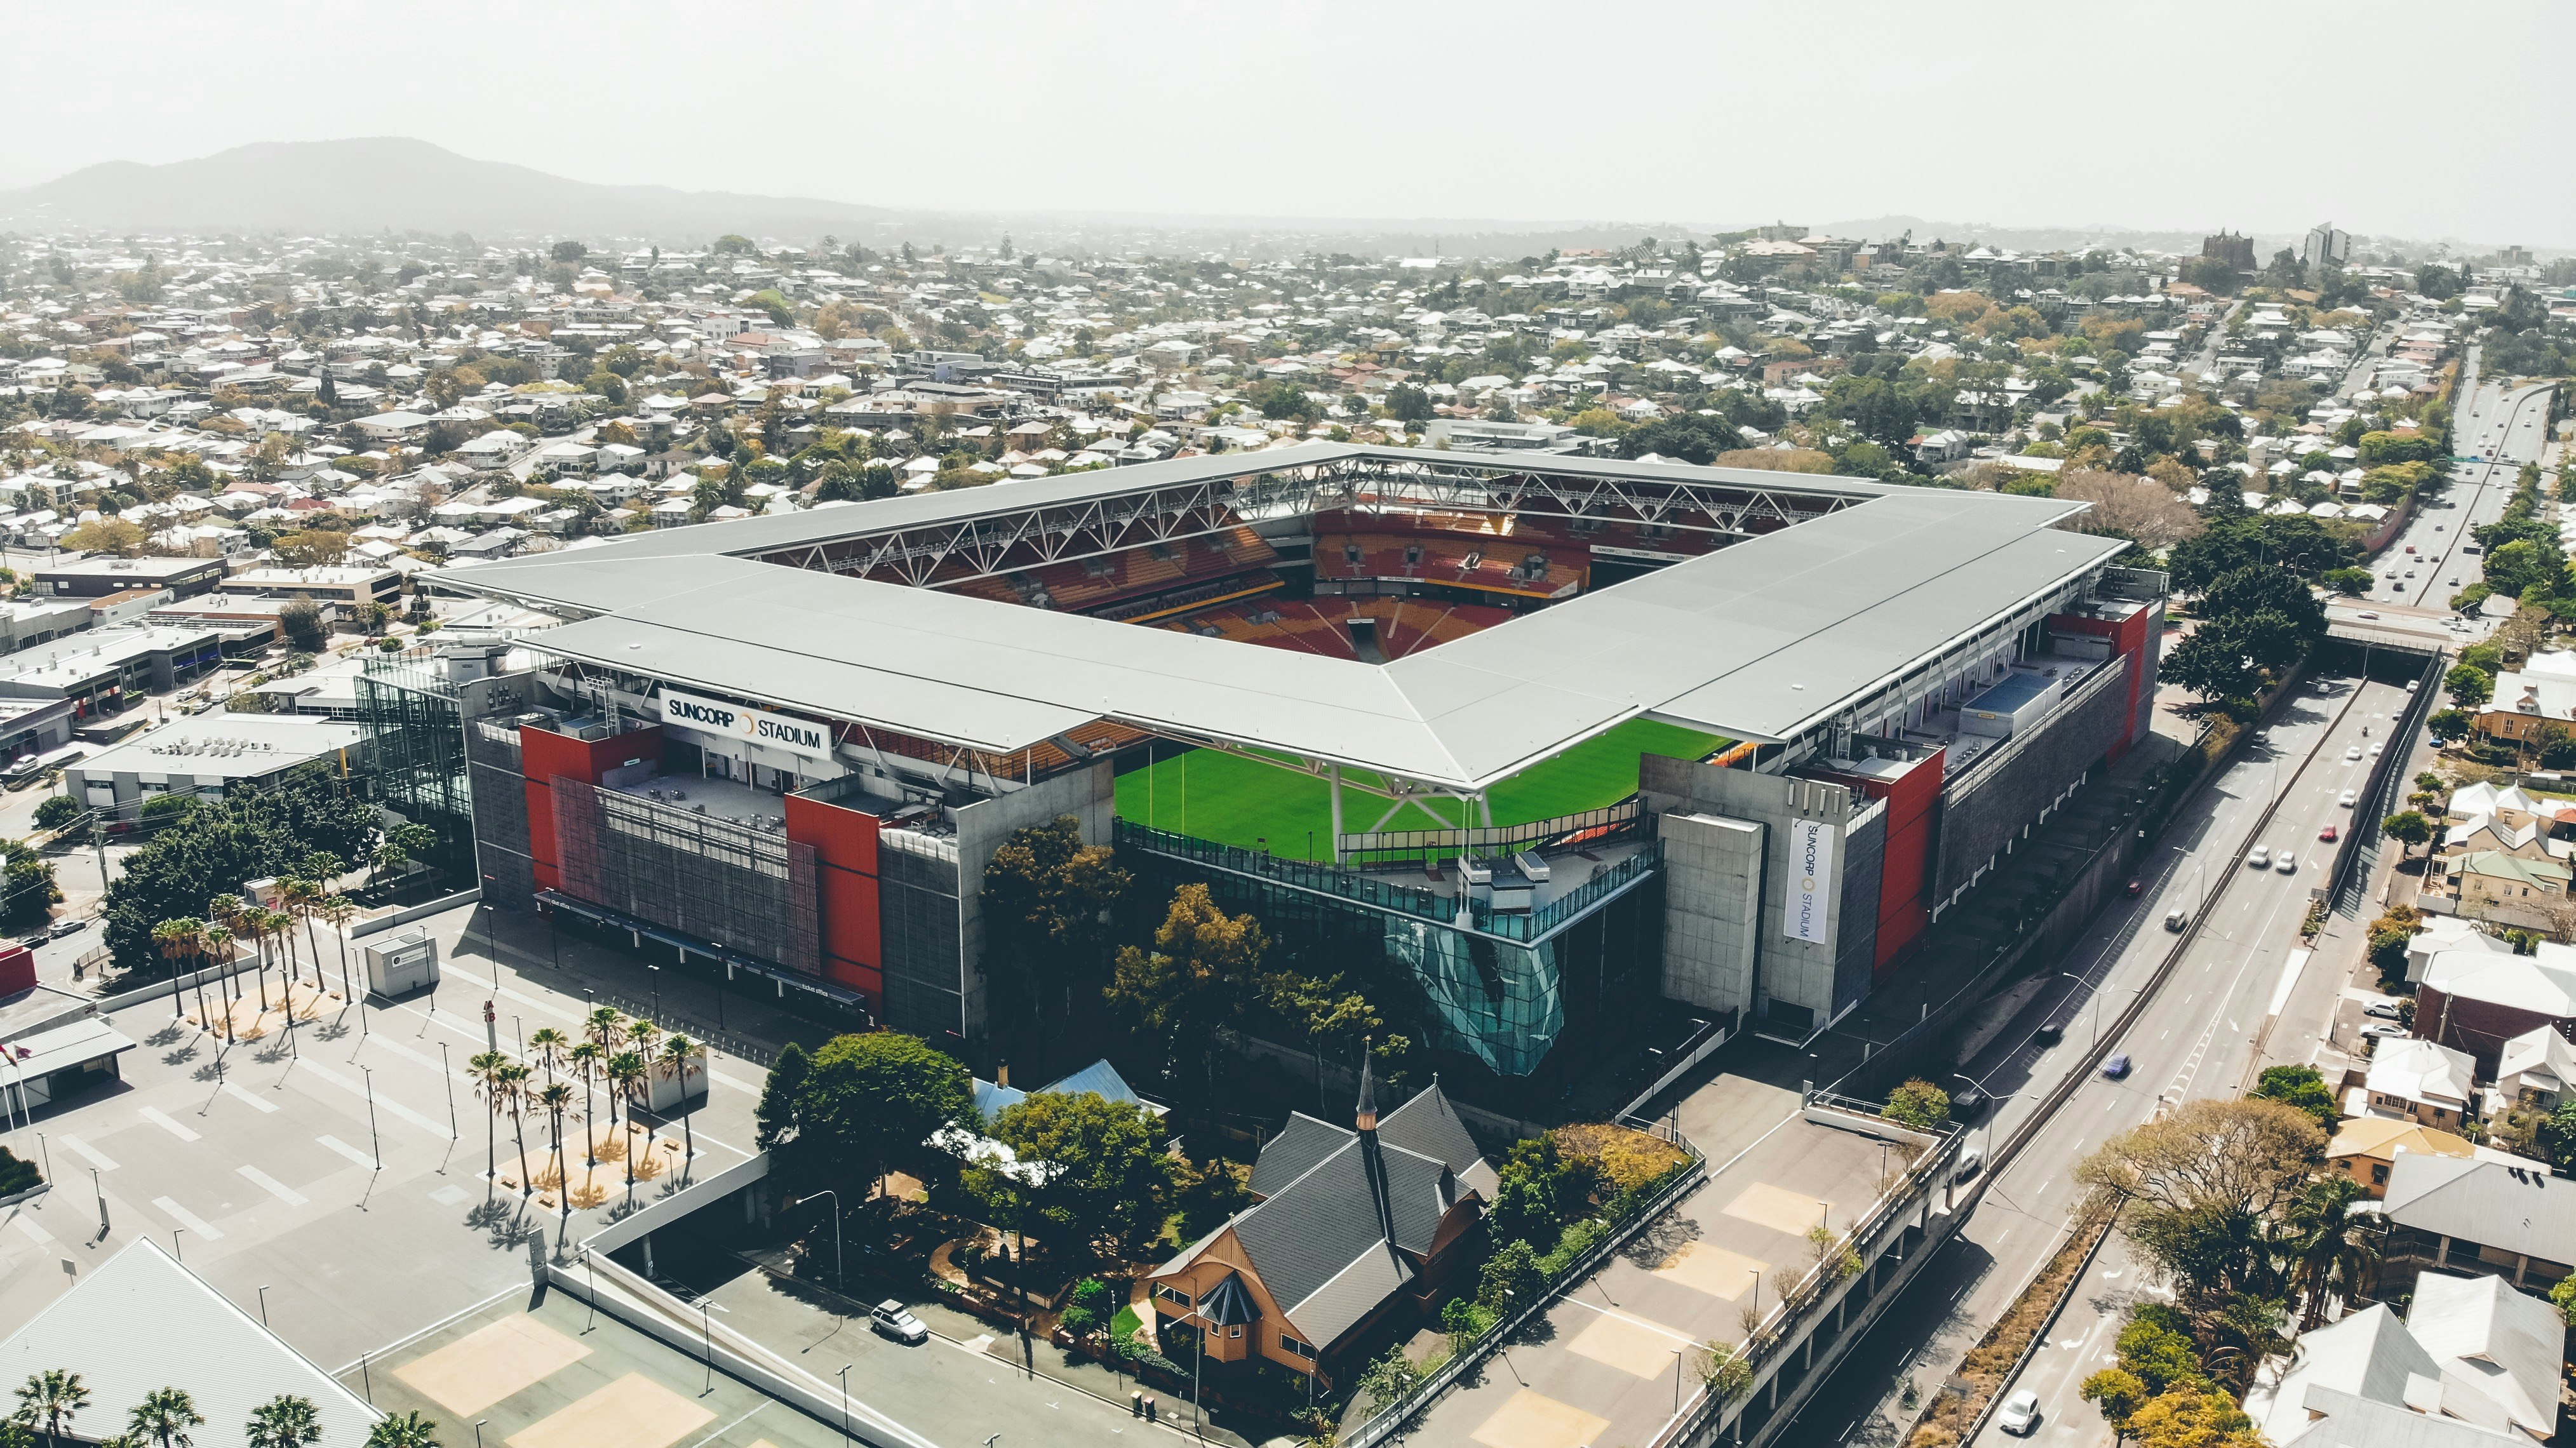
[356,1290,843,1448]
[1115,718,1728,858]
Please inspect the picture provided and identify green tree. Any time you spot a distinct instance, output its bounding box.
[549,240,586,264]
[2079,1367,2152,1439]
[981,815,1129,1050]
[278,599,327,653]
[753,1039,809,1151]
[362,1411,441,1448]
[1352,1343,1425,1416]
[2321,568,2373,596]
[2534,1099,2576,1170]
[2381,811,2433,857]
[34,796,82,832]
[772,1032,972,1199]
[981,1090,1172,1260]
[12,1371,89,1448]
[1486,1135,1595,1252]
[2443,664,2493,709]
[126,1390,203,1448]
[1385,384,1434,424]
[1105,884,1268,1092]
[2074,1098,2325,1312]
[1476,1238,1546,1316]
[1882,1078,1952,1129]
[2247,1065,2337,1128]
[242,1397,319,1448]
[1,841,61,933]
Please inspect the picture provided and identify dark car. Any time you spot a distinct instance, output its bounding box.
[1950,1085,1987,1119]
[2102,1054,2132,1080]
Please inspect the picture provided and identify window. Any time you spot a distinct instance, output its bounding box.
[1155,1285,1192,1310]
[2371,1164,2388,1184]
[1228,1325,1242,1339]
[1279,1333,1315,1360]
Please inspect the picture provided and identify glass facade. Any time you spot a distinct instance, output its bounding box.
[354,657,480,885]
[1117,821,1662,1076]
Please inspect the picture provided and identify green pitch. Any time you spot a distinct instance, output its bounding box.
[1115,718,1728,860]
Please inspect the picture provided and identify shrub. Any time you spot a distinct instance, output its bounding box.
[34,795,82,831]
[1883,1078,1952,1129]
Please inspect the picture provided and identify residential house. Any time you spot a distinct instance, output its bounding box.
[2492,1025,2573,1112]
[2438,851,2568,929]
[2373,1152,2574,1296]
[2415,944,2576,1075]
[2326,1116,2476,1198]
[2245,1271,2558,1448]
[350,410,433,446]
[2407,916,2512,984]
[2360,1037,2478,1133]
[1144,1065,1493,1387]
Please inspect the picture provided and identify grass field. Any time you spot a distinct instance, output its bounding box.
[1114,717,1727,859]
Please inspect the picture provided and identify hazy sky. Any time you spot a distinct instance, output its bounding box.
[9,1,2573,246]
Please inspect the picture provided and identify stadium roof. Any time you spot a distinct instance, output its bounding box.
[442,452,2124,791]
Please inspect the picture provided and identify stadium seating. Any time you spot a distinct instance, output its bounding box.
[1163,596,1515,660]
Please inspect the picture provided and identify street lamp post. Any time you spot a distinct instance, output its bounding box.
[793,1191,843,1287]
[361,1065,382,1169]
[440,1041,459,1141]
[836,1365,852,1448]
[258,1285,270,1325]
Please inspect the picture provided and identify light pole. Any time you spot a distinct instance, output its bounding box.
[361,1065,382,1169]
[701,1301,714,1396]
[836,1365,852,1448]
[258,1284,270,1325]
[1673,1346,1687,1413]
[171,1228,184,1263]
[440,1041,459,1141]
[792,1191,843,1287]
[91,1166,108,1239]
[474,1421,486,1448]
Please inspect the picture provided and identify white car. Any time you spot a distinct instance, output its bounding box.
[2345,746,2363,761]
[869,1300,930,1344]
[2248,844,2272,868]
[2358,610,2380,620]
[2338,789,2358,807]
[1997,1389,2043,1436]
[2276,849,2298,874]
[2361,1021,2407,1040]
[2369,742,2384,757]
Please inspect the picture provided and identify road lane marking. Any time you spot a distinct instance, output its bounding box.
[151,1196,222,1240]
[316,1134,379,1170]
[57,1134,117,1171]
[138,1106,200,1143]
[222,1083,279,1113]
[236,1165,307,1207]
[11,1212,53,1246]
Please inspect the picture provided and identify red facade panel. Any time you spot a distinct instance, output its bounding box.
[786,793,885,1005]
[520,724,664,895]
[2051,608,2156,763]
[1808,747,1947,977]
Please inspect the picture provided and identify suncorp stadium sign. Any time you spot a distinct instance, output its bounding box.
[657,688,835,763]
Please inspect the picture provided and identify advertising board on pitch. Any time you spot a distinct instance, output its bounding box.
[657,688,836,763]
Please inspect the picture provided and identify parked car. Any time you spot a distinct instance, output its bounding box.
[1997,1390,2043,1436]
[48,917,88,939]
[2363,1000,2404,1020]
[870,1300,929,1344]
[2102,1054,2133,1080]
[2361,1022,2408,1040]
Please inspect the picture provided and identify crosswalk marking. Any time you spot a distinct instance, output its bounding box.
[316,1134,377,1170]
[138,1106,201,1143]
[57,1134,117,1172]
[151,1196,222,1240]
[221,1083,279,1114]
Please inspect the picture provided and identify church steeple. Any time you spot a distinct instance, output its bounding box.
[1355,1037,1379,1133]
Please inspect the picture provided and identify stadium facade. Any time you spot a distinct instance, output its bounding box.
[398,442,2164,1082]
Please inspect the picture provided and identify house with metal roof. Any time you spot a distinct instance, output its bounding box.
[1143,1064,1493,1386]
[2246,1271,2558,1448]
[2373,1153,2575,1299]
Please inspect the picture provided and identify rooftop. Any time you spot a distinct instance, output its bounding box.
[75,711,365,781]
[439,452,2124,791]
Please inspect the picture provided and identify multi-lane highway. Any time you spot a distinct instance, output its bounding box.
[1771,669,2417,1448]
[2341,351,2554,638]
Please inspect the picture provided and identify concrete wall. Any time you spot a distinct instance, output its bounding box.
[1658,812,1764,1016]
[1643,756,1869,1036]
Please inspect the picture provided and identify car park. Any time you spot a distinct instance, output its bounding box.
[870,1300,930,1344]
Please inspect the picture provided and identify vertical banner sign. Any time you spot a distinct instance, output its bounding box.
[1785,818,1835,944]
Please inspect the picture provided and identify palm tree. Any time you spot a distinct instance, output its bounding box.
[497,1062,533,1194]
[127,1388,203,1448]
[582,1009,628,1124]
[629,1017,665,1064]
[537,1082,575,1218]
[567,1042,604,1167]
[2278,1174,2377,1330]
[152,918,201,1017]
[657,1034,700,1161]
[527,1028,569,1083]
[14,1369,90,1448]
[363,1411,441,1448]
[243,1396,319,1448]
[264,909,303,998]
[281,879,323,989]
[604,1050,648,1198]
[203,895,245,1021]
[316,894,358,998]
[467,1050,511,1186]
[196,923,236,1039]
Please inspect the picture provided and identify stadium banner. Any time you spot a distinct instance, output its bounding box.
[1785,817,1834,944]
[657,687,835,763]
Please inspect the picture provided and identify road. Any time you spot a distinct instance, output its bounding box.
[2357,358,2553,614]
[1768,671,2412,1448]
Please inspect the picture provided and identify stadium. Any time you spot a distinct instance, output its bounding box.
[384,441,2167,1089]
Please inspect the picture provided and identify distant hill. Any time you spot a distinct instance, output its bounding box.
[0,138,909,242]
